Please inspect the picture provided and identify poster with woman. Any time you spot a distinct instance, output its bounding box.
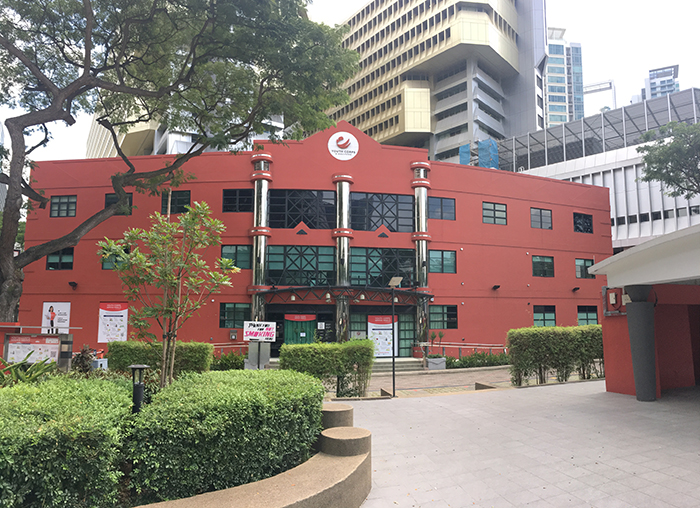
[41,302,71,334]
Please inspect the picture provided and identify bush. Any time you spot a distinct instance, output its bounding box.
[210,350,245,371]
[445,351,510,369]
[507,325,603,386]
[128,370,323,504]
[279,339,374,397]
[107,340,213,374]
[0,377,131,508]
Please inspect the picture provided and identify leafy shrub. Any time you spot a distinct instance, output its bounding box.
[507,325,603,386]
[107,340,213,374]
[211,350,245,371]
[71,345,96,374]
[445,351,510,369]
[128,370,323,504]
[1,353,56,387]
[279,339,374,397]
[0,377,131,508]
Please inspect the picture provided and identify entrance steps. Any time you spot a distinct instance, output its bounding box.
[267,357,425,373]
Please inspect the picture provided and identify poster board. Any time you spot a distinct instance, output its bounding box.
[243,321,276,342]
[5,334,60,363]
[368,315,398,357]
[41,302,71,334]
[97,303,129,343]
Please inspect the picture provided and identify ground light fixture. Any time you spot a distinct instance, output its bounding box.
[388,276,403,398]
[129,364,150,414]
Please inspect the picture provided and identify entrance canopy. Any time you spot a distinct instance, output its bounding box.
[589,224,700,288]
[260,286,433,305]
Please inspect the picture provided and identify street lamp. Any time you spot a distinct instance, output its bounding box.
[388,276,403,398]
[128,364,150,414]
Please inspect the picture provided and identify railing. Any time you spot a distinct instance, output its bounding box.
[425,343,508,358]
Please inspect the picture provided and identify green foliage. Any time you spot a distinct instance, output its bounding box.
[638,121,700,200]
[210,350,245,371]
[107,340,213,375]
[0,377,131,508]
[445,352,510,369]
[507,325,604,386]
[128,370,324,504]
[0,352,56,387]
[98,202,236,387]
[71,345,96,375]
[279,339,374,397]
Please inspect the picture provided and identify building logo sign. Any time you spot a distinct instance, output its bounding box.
[328,132,359,161]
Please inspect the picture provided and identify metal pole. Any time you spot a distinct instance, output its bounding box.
[391,286,396,398]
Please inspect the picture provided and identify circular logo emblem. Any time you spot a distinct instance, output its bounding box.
[328,132,359,161]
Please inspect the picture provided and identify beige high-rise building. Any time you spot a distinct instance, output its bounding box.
[329,0,548,165]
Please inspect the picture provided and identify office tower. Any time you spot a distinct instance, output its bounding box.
[642,65,680,101]
[329,0,548,164]
[545,27,583,127]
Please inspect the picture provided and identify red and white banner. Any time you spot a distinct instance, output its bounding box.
[284,314,316,322]
[98,302,129,343]
[6,335,60,363]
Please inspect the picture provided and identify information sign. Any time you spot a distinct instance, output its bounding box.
[243,321,276,342]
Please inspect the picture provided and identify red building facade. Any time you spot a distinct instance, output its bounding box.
[20,123,611,357]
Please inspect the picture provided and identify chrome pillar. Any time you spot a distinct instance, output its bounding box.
[250,154,273,322]
[411,161,432,346]
[333,173,354,342]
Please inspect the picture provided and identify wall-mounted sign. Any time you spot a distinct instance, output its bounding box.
[243,321,276,342]
[327,132,359,161]
[41,302,71,334]
[5,335,60,363]
[97,302,129,343]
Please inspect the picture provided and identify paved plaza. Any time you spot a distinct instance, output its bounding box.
[351,380,700,508]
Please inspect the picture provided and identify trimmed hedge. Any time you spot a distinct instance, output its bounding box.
[210,349,245,371]
[507,325,603,386]
[128,370,324,504]
[445,351,510,369]
[0,377,131,508]
[107,340,213,374]
[279,339,374,397]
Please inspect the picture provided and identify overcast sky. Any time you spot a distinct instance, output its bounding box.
[6,0,698,161]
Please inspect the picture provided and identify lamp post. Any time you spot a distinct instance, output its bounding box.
[128,364,150,414]
[388,276,403,398]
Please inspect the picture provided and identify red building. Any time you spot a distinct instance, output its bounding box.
[20,123,611,357]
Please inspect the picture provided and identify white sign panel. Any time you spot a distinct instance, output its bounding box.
[98,302,129,343]
[6,335,60,363]
[243,321,276,342]
[327,132,359,161]
[41,302,71,334]
[368,315,398,358]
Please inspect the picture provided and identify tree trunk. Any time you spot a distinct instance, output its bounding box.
[168,336,177,386]
[0,270,23,322]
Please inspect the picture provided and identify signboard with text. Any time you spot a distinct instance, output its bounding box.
[368,315,398,358]
[243,321,276,342]
[97,302,129,343]
[5,335,60,363]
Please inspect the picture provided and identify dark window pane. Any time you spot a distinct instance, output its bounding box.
[219,303,251,328]
[162,190,190,214]
[222,189,254,213]
[50,195,77,217]
[46,247,74,270]
[105,193,133,215]
[573,212,593,233]
[222,245,252,270]
[269,190,336,229]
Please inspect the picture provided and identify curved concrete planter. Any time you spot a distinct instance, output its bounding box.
[137,403,371,508]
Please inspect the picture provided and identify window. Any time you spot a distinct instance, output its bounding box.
[690,206,700,216]
[351,192,413,232]
[533,305,556,327]
[483,202,507,225]
[575,258,595,279]
[577,306,598,325]
[531,208,552,229]
[270,190,336,229]
[219,303,251,328]
[50,195,77,217]
[573,213,593,233]
[548,85,566,93]
[429,305,457,329]
[628,215,638,224]
[428,197,456,220]
[652,211,662,221]
[548,95,566,102]
[222,245,252,270]
[267,246,336,286]
[428,250,456,273]
[677,207,688,217]
[105,193,133,215]
[616,216,626,225]
[549,105,567,112]
[548,57,565,65]
[350,247,414,287]
[532,256,554,277]
[161,190,190,214]
[47,247,73,270]
[549,44,564,55]
[102,247,130,270]
[222,189,253,213]
[640,213,650,223]
[663,209,674,219]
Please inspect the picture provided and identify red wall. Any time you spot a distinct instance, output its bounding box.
[19,122,612,354]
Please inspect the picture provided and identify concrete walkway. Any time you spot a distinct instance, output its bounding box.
[350,380,700,508]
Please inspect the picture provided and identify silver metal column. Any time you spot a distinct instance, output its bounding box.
[249,153,273,322]
[333,173,354,342]
[624,285,656,401]
[411,161,432,346]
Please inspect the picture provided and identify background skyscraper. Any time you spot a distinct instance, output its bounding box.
[545,27,583,127]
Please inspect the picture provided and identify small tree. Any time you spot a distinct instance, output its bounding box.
[98,201,238,387]
[638,121,700,200]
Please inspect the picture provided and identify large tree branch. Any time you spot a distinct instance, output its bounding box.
[0,174,49,208]
[0,35,61,99]
[24,124,50,156]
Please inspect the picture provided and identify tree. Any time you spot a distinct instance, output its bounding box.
[637,121,700,200]
[0,0,357,320]
[98,201,239,387]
